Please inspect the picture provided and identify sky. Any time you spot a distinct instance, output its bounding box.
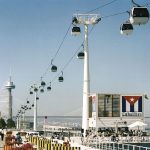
[0,0,150,117]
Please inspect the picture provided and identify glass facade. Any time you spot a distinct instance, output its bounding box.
[89,96,92,117]
[98,94,120,117]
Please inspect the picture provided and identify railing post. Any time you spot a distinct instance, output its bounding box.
[98,137,100,150]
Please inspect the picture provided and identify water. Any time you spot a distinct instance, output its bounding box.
[24,116,150,131]
[25,116,82,129]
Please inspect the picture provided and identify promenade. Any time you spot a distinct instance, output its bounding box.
[0,140,4,150]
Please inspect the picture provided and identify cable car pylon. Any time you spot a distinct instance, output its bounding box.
[71,13,101,137]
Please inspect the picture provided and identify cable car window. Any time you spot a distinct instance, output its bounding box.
[122,24,133,30]
[133,8,149,17]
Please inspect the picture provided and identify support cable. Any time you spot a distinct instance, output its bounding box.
[87,0,119,13]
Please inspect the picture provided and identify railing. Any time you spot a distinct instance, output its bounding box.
[85,141,150,150]
[82,137,150,150]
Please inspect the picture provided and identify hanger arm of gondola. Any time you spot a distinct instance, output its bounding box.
[131,0,141,7]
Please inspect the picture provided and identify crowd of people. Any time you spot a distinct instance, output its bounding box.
[84,127,150,143]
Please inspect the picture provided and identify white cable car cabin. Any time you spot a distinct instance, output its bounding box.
[77,51,84,59]
[30,91,33,95]
[40,88,44,93]
[34,87,38,92]
[129,7,149,25]
[71,26,81,36]
[51,65,57,72]
[47,86,51,91]
[58,76,64,82]
[120,22,133,35]
[41,81,46,87]
[36,97,39,100]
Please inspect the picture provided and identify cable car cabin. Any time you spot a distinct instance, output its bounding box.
[77,51,84,59]
[40,88,44,93]
[51,65,57,72]
[129,7,149,25]
[41,81,46,86]
[71,26,81,36]
[34,88,38,92]
[58,76,64,82]
[120,23,133,35]
[30,91,33,94]
[47,86,51,91]
[36,97,39,100]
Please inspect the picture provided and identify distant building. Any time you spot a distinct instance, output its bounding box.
[0,88,9,119]
[88,93,144,130]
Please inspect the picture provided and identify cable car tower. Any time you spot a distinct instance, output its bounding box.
[72,14,101,137]
[5,75,15,119]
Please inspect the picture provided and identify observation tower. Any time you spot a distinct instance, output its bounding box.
[5,76,15,119]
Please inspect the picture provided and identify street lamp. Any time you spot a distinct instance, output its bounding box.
[72,14,101,137]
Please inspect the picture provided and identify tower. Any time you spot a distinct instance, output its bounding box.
[5,76,15,119]
[72,14,100,137]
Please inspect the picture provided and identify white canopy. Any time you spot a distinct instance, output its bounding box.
[128,121,147,128]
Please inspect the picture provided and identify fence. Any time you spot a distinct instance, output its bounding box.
[28,136,81,150]
[86,142,150,150]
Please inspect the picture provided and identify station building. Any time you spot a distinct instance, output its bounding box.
[88,93,145,130]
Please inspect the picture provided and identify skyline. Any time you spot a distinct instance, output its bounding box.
[0,0,150,117]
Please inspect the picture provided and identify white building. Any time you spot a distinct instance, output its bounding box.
[0,88,9,119]
[88,93,144,130]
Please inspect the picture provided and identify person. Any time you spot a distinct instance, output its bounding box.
[0,132,2,140]
[15,133,22,144]
[1,129,4,141]
[25,133,29,142]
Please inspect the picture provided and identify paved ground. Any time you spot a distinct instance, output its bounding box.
[0,140,4,150]
[0,138,4,150]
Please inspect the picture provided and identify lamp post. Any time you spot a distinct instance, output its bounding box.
[72,14,101,137]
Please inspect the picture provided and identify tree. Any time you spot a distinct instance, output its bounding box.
[0,118,6,129]
[7,118,16,128]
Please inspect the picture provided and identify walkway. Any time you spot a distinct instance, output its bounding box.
[0,140,4,150]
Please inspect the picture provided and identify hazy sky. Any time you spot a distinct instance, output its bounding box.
[0,0,150,116]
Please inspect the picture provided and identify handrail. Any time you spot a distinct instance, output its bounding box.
[86,138,150,150]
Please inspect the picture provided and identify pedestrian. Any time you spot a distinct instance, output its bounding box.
[15,132,22,144]
[1,129,4,141]
[0,132,2,140]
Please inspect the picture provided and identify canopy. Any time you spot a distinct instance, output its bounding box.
[128,121,147,128]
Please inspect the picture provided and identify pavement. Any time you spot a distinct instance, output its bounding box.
[0,139,4,150]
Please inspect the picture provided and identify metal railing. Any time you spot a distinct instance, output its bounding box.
[85,138,150,150]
